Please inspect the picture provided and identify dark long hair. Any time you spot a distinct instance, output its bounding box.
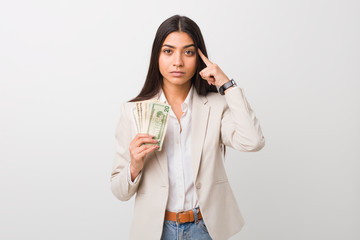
[129,15,217,102]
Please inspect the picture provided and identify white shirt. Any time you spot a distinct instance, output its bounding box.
[159,86,198,212]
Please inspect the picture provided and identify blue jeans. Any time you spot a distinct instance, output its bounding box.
[160,207,212,240]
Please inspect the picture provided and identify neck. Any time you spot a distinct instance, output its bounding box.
[162,81,192,105]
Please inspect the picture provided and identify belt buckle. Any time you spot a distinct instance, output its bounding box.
[176,212,181,224]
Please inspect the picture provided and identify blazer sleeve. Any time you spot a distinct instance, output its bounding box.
[220,87,265,152]
[110,102,141,201]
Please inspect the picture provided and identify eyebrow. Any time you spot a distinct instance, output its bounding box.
[162,44,195,49]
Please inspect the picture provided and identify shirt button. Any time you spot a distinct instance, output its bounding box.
[196,183,201,189]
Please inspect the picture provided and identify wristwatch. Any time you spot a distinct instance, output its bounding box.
[219,79,237,95]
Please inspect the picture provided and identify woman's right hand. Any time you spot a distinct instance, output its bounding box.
[129,133,159,181]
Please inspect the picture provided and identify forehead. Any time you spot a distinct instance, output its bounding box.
[162,32,194,47]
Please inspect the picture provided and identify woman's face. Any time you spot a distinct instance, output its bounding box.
[159,31,197,88]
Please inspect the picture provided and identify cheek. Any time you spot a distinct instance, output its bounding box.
[188,58,197,73]
[158,56,167,73]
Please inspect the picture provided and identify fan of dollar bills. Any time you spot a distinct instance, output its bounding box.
[132,100,171,151]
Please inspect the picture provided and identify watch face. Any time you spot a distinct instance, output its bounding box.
[219,87,225,95]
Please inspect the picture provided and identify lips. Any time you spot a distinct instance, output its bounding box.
[170,71,185,77]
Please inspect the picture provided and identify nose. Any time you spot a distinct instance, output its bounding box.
[173,51,184,67]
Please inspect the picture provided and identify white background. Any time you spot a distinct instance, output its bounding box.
[1,0,359,239]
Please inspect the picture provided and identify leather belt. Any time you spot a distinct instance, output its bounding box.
[165,208,202,224]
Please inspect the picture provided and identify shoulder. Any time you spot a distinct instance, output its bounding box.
[115,102,137,135]
[117,102,136,123]
[122,101,136,109]
[205,91,227,108]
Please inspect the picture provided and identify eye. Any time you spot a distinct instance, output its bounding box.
[163,49,172,54]
[185,50,195,55]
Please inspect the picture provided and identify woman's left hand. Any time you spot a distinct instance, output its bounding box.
[198,48,230,87]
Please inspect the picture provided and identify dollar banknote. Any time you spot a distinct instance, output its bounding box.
[132,100,170,151]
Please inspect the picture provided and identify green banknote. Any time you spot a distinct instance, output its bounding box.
[132,100,170,151]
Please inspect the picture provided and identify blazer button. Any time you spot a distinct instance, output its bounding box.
[196,183,201,189]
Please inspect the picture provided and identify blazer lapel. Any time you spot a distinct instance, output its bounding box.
[150,93,169,186]
[154,141,168,186]
[191,91,209,182]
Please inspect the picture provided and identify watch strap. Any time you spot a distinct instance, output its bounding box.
[219,79,236,95]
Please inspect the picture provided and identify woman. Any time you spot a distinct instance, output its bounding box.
[111,15,265,240]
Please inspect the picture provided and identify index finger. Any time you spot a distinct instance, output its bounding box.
[198,48,213,66]
[135,133,153,138]
[131,133,153,143]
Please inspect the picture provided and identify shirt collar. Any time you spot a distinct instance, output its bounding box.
[159,85,194,112]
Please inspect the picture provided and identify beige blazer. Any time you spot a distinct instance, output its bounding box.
[111,87,265,240]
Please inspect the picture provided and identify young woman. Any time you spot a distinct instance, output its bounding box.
[111,15,265,240]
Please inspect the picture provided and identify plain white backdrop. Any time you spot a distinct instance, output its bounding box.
[0,0,359,239]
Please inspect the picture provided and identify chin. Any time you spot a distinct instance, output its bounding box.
[164,76,192,87]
